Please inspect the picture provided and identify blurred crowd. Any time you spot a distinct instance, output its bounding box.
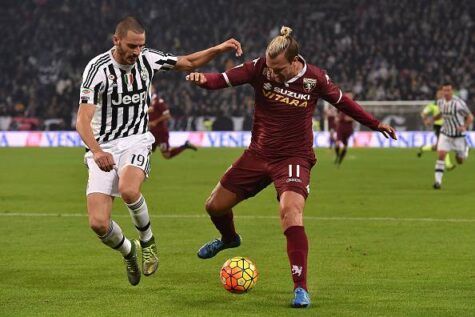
[0,0,473,131]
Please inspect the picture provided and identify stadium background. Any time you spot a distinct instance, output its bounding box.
[0,1,474,316]
[0,0,473,133]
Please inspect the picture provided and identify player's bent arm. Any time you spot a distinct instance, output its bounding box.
[433,113,442,121]
[463,113,473,131]
[174,38,242,72]
[76,104,115,171]
[76,104,101,153]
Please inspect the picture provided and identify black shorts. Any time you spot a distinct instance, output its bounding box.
[433,125,441,138]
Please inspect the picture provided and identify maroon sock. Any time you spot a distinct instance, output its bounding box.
[210,211,238,243]
[168,145,186,158]
[284,226,308,291]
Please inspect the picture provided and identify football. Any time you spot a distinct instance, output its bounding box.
[220,256,259,293]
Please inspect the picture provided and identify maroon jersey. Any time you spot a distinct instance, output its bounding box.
[149,94,170,137]
[202,56,380,161]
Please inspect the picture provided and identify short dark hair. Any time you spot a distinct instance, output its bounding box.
[115,16,145,38]
[442,82,452,87]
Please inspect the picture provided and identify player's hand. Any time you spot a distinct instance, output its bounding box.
[423,118,432,127]
[456,126,467,132]
[149,121,156,128]
[93,150,115,172]
[377,123,397,140]
[186,72,207,85]
[215,38,243,57]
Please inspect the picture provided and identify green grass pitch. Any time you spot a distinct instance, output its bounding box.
[0,147,474,316]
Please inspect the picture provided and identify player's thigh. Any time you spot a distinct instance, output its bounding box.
[219,151,271,201]
[117,146,151,197]
[437,134,452,153]
[270,157,314,201]
[454,138,469,162]
[85,155,120,197]
[87,193,113,233]
[205,182,244,215]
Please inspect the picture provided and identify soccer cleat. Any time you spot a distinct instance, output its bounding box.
[417,147,423,157]
[446,164,456,172]
[184,141,198,151]
[123,239,141,286]
[140,236,159,276]
[197,235,241,259]
[291,287,311,308]
[433,182,441,190]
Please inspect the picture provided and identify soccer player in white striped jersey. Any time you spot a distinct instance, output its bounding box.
[432,83,473,189]
[76,16,242,285]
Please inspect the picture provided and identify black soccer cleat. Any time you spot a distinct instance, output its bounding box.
[433,182,441,190]
[184,141,198,151]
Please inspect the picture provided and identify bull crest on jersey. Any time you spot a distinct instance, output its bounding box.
[303,78,317,93]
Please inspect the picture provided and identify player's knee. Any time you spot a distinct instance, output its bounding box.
[119,187,141,204]
[205,197,224,215]
[89,217,109,236]
[280,205,303,225]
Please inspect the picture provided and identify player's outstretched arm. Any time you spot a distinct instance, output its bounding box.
[76,104,115,171]
[376,123,397,140]
[175,38,242,72]
[334,95,397,140]
[186,72,231,90]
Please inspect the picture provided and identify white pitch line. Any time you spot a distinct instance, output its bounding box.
[0,212,474,223]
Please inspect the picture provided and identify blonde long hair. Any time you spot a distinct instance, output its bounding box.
[266,26,299,62]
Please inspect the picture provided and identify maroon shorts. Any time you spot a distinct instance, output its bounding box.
[220,150,315,200]
[336,128,353,146]
[151,128,169,152]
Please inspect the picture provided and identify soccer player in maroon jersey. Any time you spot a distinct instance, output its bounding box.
[324,105,338,148]
[148,93,197,158]
[334,92,355,166]
[186,26,396,308]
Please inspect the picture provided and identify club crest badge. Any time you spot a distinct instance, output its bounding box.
[303,78,317,93]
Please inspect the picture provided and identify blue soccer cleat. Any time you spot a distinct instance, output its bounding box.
[197,235,241,259]
[291,287,311,308]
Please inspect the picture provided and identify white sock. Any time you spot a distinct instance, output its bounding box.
[434,160,445,184]
[126,195,153,242]
[99,220,132,257]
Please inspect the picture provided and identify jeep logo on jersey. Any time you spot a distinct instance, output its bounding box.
[303,78,317,93]
[111,90,147,107]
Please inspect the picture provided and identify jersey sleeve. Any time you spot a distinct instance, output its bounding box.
[201,58,260,90]
[222,58,260,87]
[79,59,106,105]
[460,100,473,116]
[316,70,343,104]
[142,48,178,72]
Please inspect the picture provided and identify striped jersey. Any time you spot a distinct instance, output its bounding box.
[437,96,472,137]
[79,48,177,144]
